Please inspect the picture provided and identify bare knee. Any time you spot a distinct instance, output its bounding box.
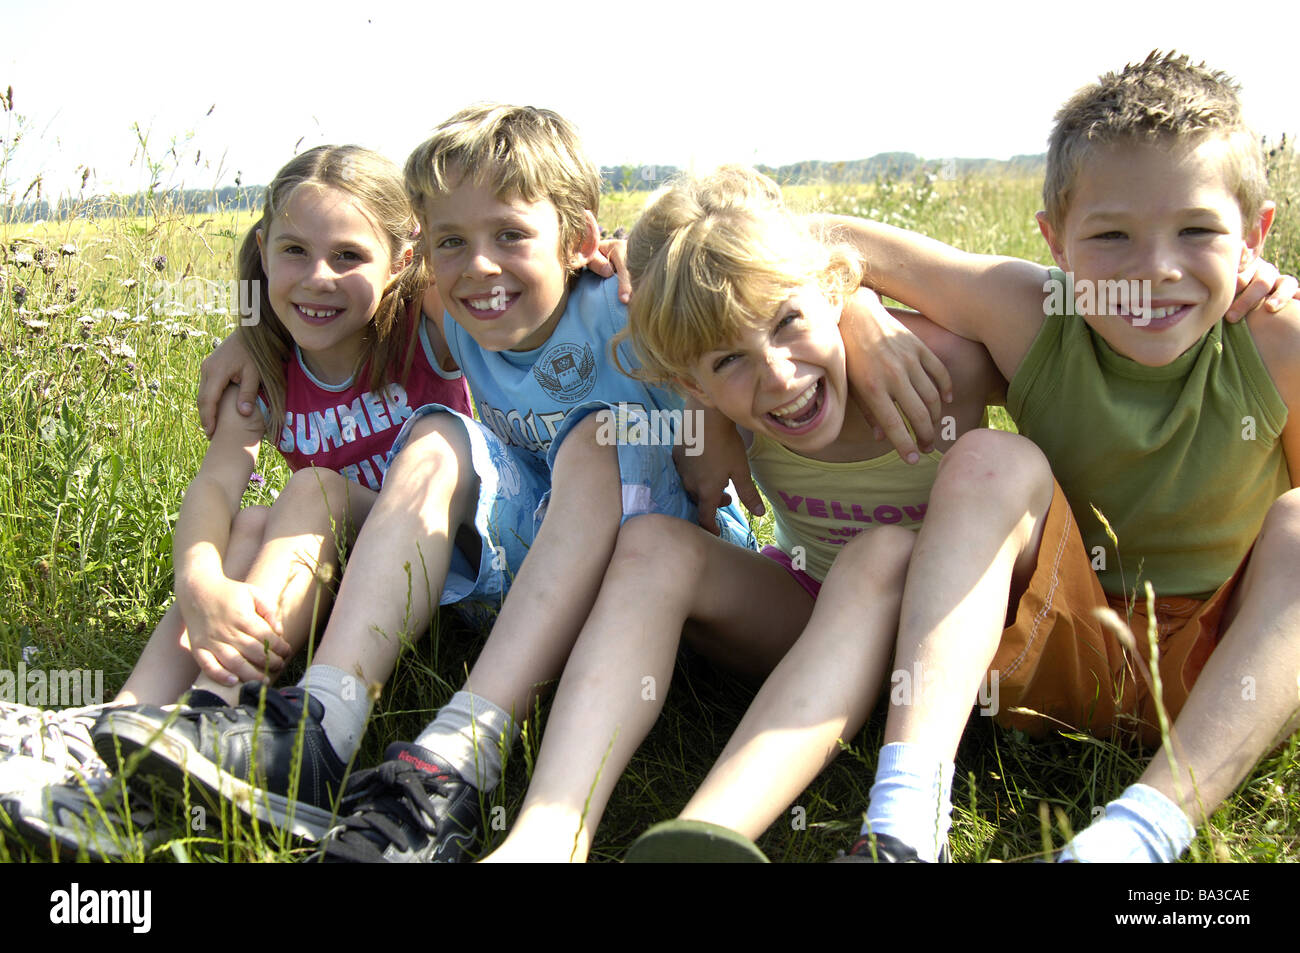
[1257,488,1300,555]
[390,412,472,479]
[551,412,614,473]
[824,524,915,593]
[230,504,270,545]
[934,430,1053,516]
[609,514,709,586]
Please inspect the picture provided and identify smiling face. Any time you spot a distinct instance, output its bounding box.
[421,173,595,352]
[258,184,398,384]
[1039,136,1271,367]
[687,284,852,455]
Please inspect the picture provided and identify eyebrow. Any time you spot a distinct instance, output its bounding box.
[1079,205,1229,224]
[425,214,532,233]
[270,229,370,250]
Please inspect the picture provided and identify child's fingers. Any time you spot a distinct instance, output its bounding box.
[918,343,955,407]
[1267,274,1298,312]
[872,402,922,465]
[730,474,766,517]
[696,499,721,536]
[192,647,241,688]
[249,589,292,659]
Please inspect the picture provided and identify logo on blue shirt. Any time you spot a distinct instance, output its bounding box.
[533,343,597,402]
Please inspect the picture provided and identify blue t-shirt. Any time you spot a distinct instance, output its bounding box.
[443,272,683,470]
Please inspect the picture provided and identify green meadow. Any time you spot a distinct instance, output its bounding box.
[2,147,1298,862]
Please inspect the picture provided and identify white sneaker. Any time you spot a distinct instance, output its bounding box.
[1,778,164,861]
[0,702,114,796]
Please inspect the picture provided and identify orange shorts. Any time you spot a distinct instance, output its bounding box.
[990,482,1244,748]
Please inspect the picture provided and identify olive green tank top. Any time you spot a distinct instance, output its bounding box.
[1008,270,1289,598]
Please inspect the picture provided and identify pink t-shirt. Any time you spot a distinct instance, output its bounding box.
[269,317,470,490]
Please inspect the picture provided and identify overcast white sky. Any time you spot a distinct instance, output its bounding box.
[3,0,1298,197]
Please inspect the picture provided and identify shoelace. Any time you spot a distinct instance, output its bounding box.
[321,761,458,861]
[0,702,112,788]
[176,686,305,732]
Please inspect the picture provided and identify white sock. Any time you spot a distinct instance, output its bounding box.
[414,691,517,792]
[296,665,372,761]
[1059,783,1194,863]
[862,742,955,863]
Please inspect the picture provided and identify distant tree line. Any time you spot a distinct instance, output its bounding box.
[4,153,1047,220]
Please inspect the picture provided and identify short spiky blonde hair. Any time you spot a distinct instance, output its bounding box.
[404,103,600,258]
[619,166,862,386]
[1044,50,1268,231]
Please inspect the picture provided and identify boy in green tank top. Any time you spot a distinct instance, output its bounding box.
[824,51,1300,862]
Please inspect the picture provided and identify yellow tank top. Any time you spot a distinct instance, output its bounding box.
[748,433,943,582]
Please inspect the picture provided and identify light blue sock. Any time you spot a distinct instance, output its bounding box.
[862,742,954,863]
[1059,783,1194,863]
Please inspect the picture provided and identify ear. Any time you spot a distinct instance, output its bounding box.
[1240,201,1276,272]
[1036,210,1070,271]
[567,210,601,269]
[675,374,715,408]
[256,227,268,272]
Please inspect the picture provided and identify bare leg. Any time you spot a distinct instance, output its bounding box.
[116,505,270,706]
[461,414,624,719]
[884,430,1054,758]
[310,413,477,689]
[678,525,914,839]
[483,514,817,862]
[118,465,379,707]
[1138,488,1300,823]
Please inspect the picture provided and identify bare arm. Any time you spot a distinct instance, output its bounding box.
[197,333,261,438]
[821,215,1048,382]
[174,386,290,684]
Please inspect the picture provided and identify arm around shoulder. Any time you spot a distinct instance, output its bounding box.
[1247,301,1300,487]
[819,214,1049,378]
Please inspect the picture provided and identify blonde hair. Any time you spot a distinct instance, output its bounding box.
[1045,50,1268,230]
[404,103,600,260]
[238,145,426,441]
[620,166,862,385]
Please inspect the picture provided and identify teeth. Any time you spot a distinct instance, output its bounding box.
[467,298,498,311]
[770,382,818,418]
[1124,305,1182,320]
[299,307,338,318]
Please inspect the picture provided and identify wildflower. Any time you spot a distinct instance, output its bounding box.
[21,644,38,663]
[152,254,167,272]
[60,243,77,257]
[13,283,28,306]
[248,472,266,488]
[121,277,138,290]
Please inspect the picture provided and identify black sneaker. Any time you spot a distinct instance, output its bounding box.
[832,831,952,863]
[92,683,345,841]
[312,742,479,863]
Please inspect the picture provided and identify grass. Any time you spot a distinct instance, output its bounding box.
[3,139,1300,864]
